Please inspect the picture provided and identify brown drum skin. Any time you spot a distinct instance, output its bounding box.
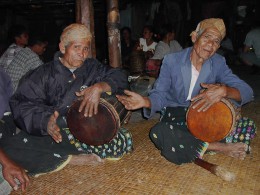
[186,99,237,143]
[67,95,130,146]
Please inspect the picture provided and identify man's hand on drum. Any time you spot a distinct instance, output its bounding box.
[47,111,62,143]
[191,83,227,112]
[76,83,109,117]
[116,90,151,110]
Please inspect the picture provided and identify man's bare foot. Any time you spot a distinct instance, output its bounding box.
[208,142,248,160]
[69,153,104,165]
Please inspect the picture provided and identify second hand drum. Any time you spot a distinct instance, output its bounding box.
[186,98,240,143]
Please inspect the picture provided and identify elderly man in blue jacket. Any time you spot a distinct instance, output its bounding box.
[117,18,256,165]
[2,23,132,175]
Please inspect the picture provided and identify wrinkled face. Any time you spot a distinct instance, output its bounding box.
[60,38,90,69]
[193,28,221,60]
[143,28,153,40]
[15,33,29,47]
[33,42,48,56]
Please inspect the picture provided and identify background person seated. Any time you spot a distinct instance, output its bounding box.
[0,25,29,70]
[120,26,136,70]
[130,25,157,75]
[240,21,260,74]
[146,24,182,78]
[136,25,157,60]
[4,34,48,92]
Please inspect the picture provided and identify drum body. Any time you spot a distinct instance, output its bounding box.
[67,95,130,146]
[129,50,146,74]
[186,99,239,143]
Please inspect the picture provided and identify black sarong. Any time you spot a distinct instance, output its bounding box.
[150,107,208,165]
[0,116,133,176]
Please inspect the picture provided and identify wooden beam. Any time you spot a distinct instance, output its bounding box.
[75,0,96,58]
[106,0,121,68]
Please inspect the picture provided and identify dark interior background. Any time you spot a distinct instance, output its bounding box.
[0,0,259,63]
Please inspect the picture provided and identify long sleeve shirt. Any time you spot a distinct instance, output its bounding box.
[10,58,128,136]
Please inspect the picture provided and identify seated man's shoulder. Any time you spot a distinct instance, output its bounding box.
[84,58,106,68]
[5,43,18,52]
[21,61,53,82]
[212,52,225,60]
[165,47,187,59]
[43,60,54,67]
[85,57,98,63]
[24,47,38,56]
[14,47,34,59]
[29,60,52,74]
[210,53,227,67]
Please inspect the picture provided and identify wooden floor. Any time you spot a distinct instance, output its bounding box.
[11,101,260,195]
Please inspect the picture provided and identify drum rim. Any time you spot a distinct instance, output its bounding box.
[100,98,121,129]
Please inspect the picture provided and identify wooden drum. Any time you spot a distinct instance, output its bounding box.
[67,94,131,146]
[129,50,146,74]
[186,98,239,143]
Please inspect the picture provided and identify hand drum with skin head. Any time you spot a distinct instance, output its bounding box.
[186,99,238,143]
[67,95,130,146]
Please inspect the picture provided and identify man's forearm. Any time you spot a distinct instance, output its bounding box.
[224,86,241,102]
[0,149,11,166]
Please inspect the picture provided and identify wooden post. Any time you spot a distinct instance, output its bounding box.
[106,0,121,68]
[75,0,96,58]
[75,0,81,24]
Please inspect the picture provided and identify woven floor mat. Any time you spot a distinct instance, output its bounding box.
[12,101,260,195]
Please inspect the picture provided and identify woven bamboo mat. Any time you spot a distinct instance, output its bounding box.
[12,101,260,195]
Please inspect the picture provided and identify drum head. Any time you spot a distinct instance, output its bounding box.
[67,100,119,146]
[186,100,235,142]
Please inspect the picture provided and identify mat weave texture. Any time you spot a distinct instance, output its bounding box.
[11,101,260,195]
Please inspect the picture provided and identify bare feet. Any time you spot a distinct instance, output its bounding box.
[69,153,104,165]
[207,142,248,160]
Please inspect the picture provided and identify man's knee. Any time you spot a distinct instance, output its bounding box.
[149,124,166,150]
